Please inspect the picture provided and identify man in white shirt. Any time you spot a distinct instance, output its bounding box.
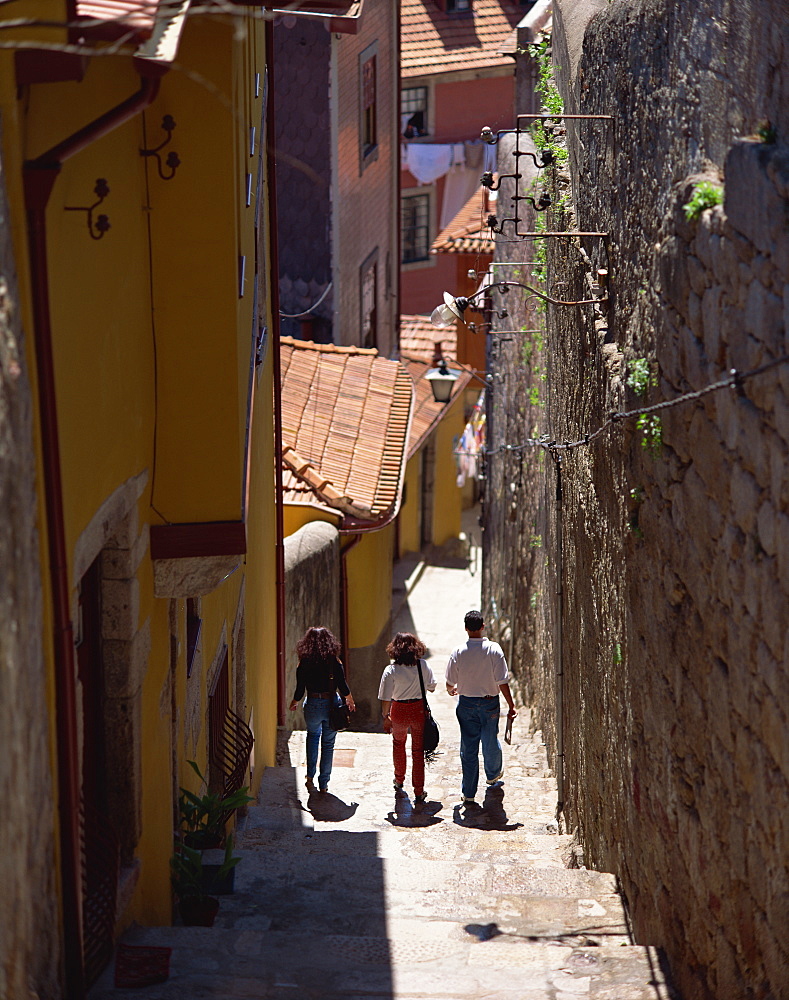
[445,610,517,804]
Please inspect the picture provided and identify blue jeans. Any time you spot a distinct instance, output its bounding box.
[303,695,341,790]
[456,696,503,799]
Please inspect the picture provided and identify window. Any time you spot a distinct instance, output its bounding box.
[402,86,428,138]
[360,250,378,349]
[362,54,377,155]
[447,0,471,10]
[402,193,430,263]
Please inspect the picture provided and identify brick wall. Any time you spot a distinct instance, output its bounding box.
[334,0,399,357]
[0,147,60,998]
[484,2,789,997]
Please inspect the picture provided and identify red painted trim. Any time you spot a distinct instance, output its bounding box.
[149,522,247,560]
[266,20,289,728]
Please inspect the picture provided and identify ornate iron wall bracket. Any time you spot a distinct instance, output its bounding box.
[140,115,181,180]
[64,178,110,239]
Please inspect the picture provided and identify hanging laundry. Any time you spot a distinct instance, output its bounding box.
[405,143,453,185]
[454,396,486,487]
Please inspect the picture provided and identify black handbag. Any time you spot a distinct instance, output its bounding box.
[329,698,351,731]
[416,658,440,763]
[328,664,351,730]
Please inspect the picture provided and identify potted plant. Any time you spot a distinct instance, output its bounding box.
[170,836,241,927]
[178,760,253,849]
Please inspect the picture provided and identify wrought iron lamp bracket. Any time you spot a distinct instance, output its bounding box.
[64,178,110,240]
[140,115,181,181]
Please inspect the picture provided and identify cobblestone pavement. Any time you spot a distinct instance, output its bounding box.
[92,517,674,1000]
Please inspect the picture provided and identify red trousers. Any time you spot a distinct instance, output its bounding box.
[391,700,425,794]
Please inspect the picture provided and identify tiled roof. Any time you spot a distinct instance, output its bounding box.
[74,0,158,41]
[403,358,472,458]
[431,187,495,255]
[401,0,524,79]
[400,314,456,365]
[280,337,413,523]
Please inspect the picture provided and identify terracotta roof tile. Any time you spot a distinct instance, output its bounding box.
[401,0,524,79]
[280,337,413,523]
[431,186,495,255]
[400,314,456,364]
[404,358,472,458]
[74,0,158,41]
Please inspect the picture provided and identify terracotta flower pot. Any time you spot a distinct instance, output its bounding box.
[178,896,220,927]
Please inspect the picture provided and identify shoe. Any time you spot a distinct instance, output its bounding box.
[394,782,407,797]
[462,795,476,804]
[414,792,427,804]
[486,771,504,785]
[305,777,316,792]
[319,784,329,793]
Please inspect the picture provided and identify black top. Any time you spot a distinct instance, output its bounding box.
[293,656,350,701]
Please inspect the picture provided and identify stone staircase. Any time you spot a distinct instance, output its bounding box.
[91,710,675,1000]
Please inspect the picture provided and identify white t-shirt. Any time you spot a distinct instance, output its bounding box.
[445,638,509,697]
[378,660,437,701]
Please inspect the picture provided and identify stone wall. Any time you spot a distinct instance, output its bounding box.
[485,3,789,998]
[284,521,342,730]
[0,140,60,997]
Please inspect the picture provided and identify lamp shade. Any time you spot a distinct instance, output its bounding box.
[430,291,466,328]
[425,360,459,403]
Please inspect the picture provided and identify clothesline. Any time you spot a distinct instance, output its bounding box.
[402,139,497,185]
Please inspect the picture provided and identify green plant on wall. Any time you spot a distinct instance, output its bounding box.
[626,358,657,397]
[636,414,663,456]
[527,36,569,166]
[683,181,723,220]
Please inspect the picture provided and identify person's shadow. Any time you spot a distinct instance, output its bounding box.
[306,791,359,822]
[452,786,523,831]
[386,795,444,828]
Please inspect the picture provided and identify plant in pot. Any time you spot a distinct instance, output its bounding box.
[170,836,241,927]
[178,760,253,850]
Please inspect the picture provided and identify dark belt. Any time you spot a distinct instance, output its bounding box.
[307,691,334,699]
[460,694,498,699]
[393,697,422,703]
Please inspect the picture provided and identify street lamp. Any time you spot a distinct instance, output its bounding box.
[429,280,606,329]
[425,357,459,404]
[430,290,470,329]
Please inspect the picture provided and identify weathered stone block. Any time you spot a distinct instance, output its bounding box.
[103,618,151,699]
[102,524,150,580]
[730,466,761,534]
[102,577,140,641]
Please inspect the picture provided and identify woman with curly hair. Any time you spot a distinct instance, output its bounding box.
[289,626,355,793]
[378,632,436,803]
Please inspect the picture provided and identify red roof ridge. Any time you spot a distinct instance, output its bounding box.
[280,335,379,357]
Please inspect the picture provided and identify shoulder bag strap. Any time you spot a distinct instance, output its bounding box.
[415,658,428,708]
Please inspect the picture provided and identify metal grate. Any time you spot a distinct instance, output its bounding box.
[211,707,255,823]
[81,804,120,988]
[114,944,171,988]
[332,749,357,767]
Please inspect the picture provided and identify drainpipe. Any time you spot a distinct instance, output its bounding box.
[553,452,564,826]
[266,19,288,727]
[23,73,160,1000]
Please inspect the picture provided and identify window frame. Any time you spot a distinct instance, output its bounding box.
[359,41,379,172]
[401,85,429,139]
[401,190,433,267]
[359,248,379,350]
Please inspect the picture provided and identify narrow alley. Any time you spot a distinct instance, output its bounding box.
[91,522,672,1000]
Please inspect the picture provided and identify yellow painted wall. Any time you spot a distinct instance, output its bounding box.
[345,524,395,649]
[284,503,342,538]
[398,455,422,557]
[1,3,277,934]
[430,395,466,546]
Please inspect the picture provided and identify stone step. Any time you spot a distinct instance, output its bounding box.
[91,926,671,1000]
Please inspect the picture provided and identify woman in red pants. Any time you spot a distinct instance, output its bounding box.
[378,632,437,803]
